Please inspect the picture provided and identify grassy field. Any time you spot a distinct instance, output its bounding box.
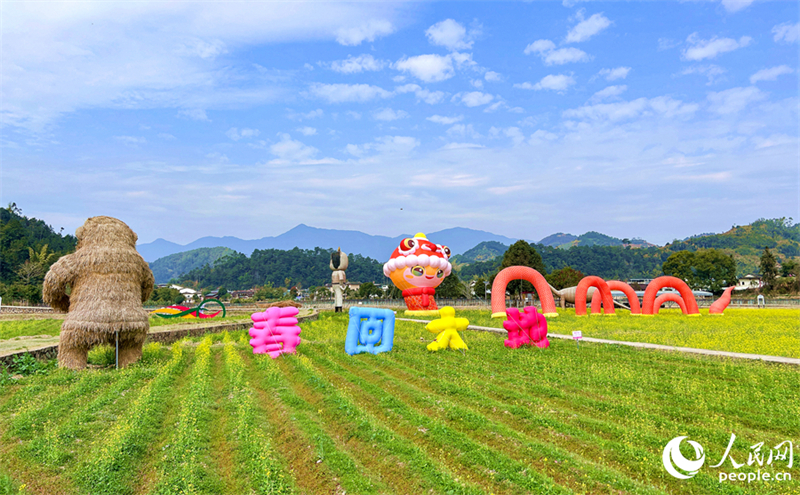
[0,314,253,341]
[0,312,797,495]
[428,308,800,359]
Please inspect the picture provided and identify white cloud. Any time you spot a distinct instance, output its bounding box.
[177,108,211,122]
[411,173,486,187]
[516,74,576,92]
[544,47,591,65]
[707,86,766,114]
[394,54,454,82]
[373,108,408,121]
[750,65,794,84]
[446,124,481,139]
[590,85,627,102]
[287,109,324,121]
[114,135,146,146]
[489,126,525,145]
[680,65,726,85]
[720,0,754,13]
[335,19,394,46]
[682,34,752,61]
[427,115,463,125]
[270,133,318,161]
[226,127,260,141]
[529,129,558,143]
[524,39,590,65]
[484,71,502,82]
[772,22,799,44]
[308,83,392,103]
[524,39,556,55]
[425,19,474,50]
[598,67,631,81]
[296,126,317,136]
[563,96,698,122]
[330,54,386,74]
[453,91,494,107]
[395,84,446,104]
[752,133,796,149]
[304,63,314,71]
[1,2,402,131]
[158,133,176,140]
[372,135,420,154]
[566,13,612,43]
[471,79,484,89]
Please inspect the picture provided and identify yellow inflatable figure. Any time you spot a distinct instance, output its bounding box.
[425,306,469,351]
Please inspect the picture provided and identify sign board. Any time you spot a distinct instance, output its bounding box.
[572,330,583,340]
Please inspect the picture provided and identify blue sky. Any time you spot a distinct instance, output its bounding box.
[2,0,798,246]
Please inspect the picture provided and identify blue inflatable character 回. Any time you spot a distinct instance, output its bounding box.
[345,307,395,355]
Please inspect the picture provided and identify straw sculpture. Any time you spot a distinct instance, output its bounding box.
[43,216,154,369]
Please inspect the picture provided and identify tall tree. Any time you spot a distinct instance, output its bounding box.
[545,266,584,290]
[662,249,736,293]
[760,248,777,290]
[499,240,547,297]
[437,269,468,298]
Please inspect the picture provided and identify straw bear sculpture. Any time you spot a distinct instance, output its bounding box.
[43,216,155,370]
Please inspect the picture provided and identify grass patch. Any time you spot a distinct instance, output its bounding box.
[408,308,800,358]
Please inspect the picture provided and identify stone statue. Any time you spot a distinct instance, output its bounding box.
[330,247,348,312]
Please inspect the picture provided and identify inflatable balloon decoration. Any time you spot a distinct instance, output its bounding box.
[249,306,302,358]
[652,293,688,315]
[709,287,734,315]
[425,306,468,352]
[345,307,395,355]
[502,306,549,349]
[383,233,452,316]
[150,298,226,319]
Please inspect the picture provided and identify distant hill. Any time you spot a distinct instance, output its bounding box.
[150,247,236,284]
[137,224,526,262]
[664,218,799,276]
[450,241,509,264]
[538,233,578,247]
[539,231,655,249]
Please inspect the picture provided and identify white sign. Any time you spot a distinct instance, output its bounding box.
[572,330,582,340]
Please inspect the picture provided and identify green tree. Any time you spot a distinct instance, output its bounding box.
[545,266,584,290]
[356,282,382,299]
[662,251,696,285]
[437,270,468,298]
[663,249,735,293]
[760,248,777,290]
[473,277,488,299]
[692,249,737,293]
[781,259,798,277]
[500,240,547,297]
[386,284,403,299]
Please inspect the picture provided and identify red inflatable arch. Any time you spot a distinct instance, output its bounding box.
[653,293,688,314]
[590,280,642,315]
[575,276,615,316]
[709,287,735,315]
[642,276,699,316]
[491,266,558,318]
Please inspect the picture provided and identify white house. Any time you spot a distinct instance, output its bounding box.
[735,274,763,291]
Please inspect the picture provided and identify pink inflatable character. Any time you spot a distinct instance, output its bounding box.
[502,306,549,349]
[249,306,302,358]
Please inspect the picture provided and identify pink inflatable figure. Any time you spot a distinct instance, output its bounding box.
[502,306,549,349]
[249,306,302,358]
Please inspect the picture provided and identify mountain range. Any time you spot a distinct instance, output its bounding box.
[138,224,529,263]
[138,224,655,263]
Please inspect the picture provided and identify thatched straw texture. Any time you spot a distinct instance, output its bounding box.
[42,216,154,369]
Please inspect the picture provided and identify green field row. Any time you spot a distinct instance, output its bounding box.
[0,312,797,495]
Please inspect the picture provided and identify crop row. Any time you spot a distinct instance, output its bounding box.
[76,342,187,495]
[221,333,292,494]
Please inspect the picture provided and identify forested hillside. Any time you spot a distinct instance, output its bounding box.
[0,204,77,303]
[150,247,235,284]
[177,247,386,290]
